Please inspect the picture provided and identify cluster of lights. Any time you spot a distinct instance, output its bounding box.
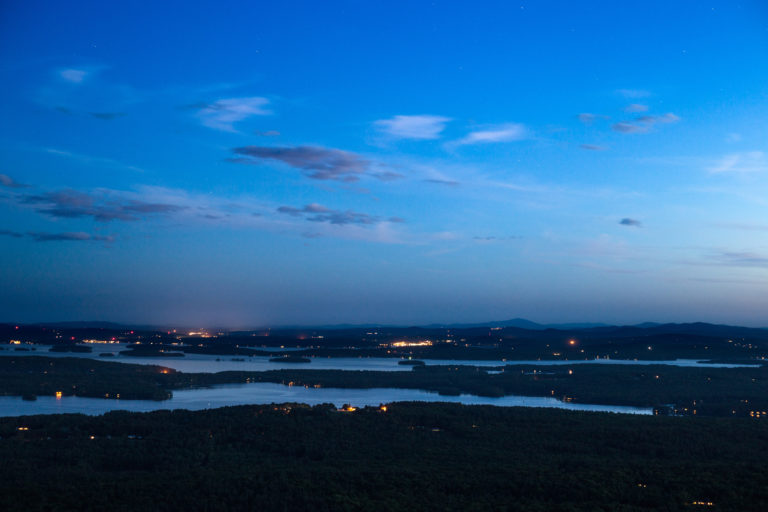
[336,404,388,412]
[390,340,433,348]
[187,331,212,338]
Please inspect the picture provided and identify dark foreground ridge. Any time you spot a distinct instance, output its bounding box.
[2,402,767,511]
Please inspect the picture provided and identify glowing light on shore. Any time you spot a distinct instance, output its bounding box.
[391,340,433,348]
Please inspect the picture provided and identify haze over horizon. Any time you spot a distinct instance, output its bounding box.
[1,1,767,327]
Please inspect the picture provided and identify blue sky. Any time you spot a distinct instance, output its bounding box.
[1,1,767,326]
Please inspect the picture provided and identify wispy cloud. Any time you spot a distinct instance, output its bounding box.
[194,97,271,131]
[636,113,680,125]
[230,145,401,183]
[0,229,113,243]
[577,113,609,124]
[483,179,550,194]
[43,147,145,173]
[88,112,125,120]
[31,231,114,243]
[276,203,398,226]
[22,189,187,222]
[274,203,414,244]
[424,178,460,186]
[612,122,650,134]
[711,251,768,268]
[612,113,679,134]
[374,115,452,140]
[624,104,648,113]
[371,170,405,182]
[708,151,767,174]
[59,68,89,83]
[619,218,642,227]
[580,144,607,151]
[0,174,29,188]
[5,183,428,245]
[455,123,527,145]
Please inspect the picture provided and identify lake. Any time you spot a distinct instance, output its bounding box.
[0,382,653,417]
[0,344,758,373]
[0,345,748,418]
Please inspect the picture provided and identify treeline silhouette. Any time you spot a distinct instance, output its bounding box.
[1,402,767,511]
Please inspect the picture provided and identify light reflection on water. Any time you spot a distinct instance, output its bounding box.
[0,382,652,417]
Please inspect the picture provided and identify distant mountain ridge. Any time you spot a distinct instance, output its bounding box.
[5,319,767,334]
[481,318,612,330]
[421,318,612,330]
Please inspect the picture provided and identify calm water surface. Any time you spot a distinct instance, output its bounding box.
[0,382,652,417]
[0,344,757,372]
